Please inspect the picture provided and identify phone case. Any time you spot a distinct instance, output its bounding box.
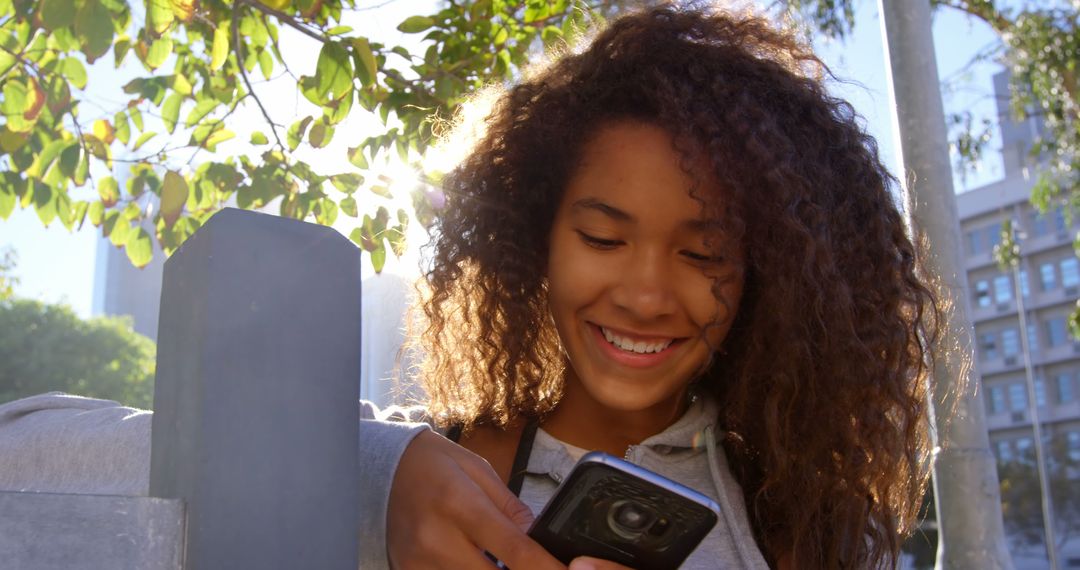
[526,451,720,569]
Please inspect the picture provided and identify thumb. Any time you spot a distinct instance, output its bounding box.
[569,557,636,570]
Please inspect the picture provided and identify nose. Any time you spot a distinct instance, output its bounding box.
[609,249,678,320]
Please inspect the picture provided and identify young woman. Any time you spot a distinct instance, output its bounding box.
[0,4,938,569]
[377,4,940,570]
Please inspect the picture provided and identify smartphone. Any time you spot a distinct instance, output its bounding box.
[526,451,720,570]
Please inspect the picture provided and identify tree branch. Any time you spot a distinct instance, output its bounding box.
[233,0,287,152]
[237,0,329,45]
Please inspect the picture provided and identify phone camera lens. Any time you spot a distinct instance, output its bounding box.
[614,502,650,530]
[607,499,656,540]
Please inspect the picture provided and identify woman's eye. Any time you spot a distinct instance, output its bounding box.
[682,250,725,264]
[576,231,622,250]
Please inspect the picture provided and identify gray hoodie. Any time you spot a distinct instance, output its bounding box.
[0,393,766,569]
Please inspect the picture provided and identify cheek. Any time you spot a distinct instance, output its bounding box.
[690,279,743,348]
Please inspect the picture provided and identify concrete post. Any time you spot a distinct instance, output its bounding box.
[150,208,363,569]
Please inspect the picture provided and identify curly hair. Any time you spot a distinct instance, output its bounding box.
[414,4,940,568]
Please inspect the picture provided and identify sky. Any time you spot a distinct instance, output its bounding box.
[0,0,1006,319]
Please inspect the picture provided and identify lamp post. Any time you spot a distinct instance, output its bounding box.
[1000,224,1060,570]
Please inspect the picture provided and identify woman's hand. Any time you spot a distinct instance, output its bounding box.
[387,430,565,569]
[568,557,636,570]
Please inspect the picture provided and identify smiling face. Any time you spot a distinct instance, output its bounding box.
[547,121,745,417]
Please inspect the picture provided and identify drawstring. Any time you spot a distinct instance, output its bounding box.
[705,424,758,568]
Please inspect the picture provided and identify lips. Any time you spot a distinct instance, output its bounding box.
[589,323,683,368]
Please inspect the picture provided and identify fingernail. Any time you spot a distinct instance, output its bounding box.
[569,559,596,570]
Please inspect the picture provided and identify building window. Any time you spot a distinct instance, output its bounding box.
[1008,383,1028,412]
[1053,210,1067,233]
[1028,211,1050,237]
[1041,262,1057,291]
[1060,257,1080,288]
[1027,323,1040,353]
[1067,432,1080,462]
[1001,328,1020,357]
[975,280,992,308]
[1018,269,1030,299]
[1035,377,1047,408]
[996,440,1013,463]
[1016,437,1033,463]
[988,385,1006,414]
[979,332,998,360]
[1047,317,1069,347]
[993,275,1013,303]
[987,222,1003,250]
[1056,373,1075,404]
[966,230,983,256]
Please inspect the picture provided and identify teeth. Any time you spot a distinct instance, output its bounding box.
[601,327,673,354]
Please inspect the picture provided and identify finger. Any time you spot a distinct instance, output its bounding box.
[453,447,536,531]
[443,470,561,570]
[569,556,637,570]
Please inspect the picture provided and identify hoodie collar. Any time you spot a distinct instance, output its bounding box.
[526,396,720,483]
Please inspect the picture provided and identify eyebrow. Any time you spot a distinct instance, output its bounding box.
[571,198,632,221]
[570,197,719,233]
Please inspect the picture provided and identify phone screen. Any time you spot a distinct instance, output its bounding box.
[526,453,719,570]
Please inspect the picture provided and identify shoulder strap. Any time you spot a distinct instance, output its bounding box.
[445,423,463,443]
[507,419,538,497]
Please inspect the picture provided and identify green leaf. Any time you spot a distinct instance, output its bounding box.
[169,0,195,23]
[315,41,353,102]
[74,0,113,62]
[330,173,363,193]
[114,36,131,67]
[315,198,338,225]
[160,170,187,228]
[113,111,131,145]
[397,15,435,34]
[347,145,369,169]
[0,184,14,220]
[56,192,73,230]
[107,212,131,246]
[58,143,80,177]
[40,0,76,30]
[171,73,193,96]
[73,152,89,185]
[98,176,119,206]
[286,116,313,151]
[0,127,26,152]
[128,106,144,131]
[351,37,377,87]
[326,25,352,36]
[210,25,229,71]
[58,58,87,89]
[309,121,333,148]
[370,244,386,273]
[250,131,268,145]
[87,200,104,226]
[199,128,234,151]
[32,183,55,226]
[162,93,182,133]
[145,37,173,69]
[369,184,392,198]
[257,48,273,80]
[133,131,157,151]
[71,199,89,229]
[147,0,175,36]
[340,196,357,217]
[125,227,154,267]
[185,99,217,128]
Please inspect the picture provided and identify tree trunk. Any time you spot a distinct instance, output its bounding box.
[877,1,1014,568]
